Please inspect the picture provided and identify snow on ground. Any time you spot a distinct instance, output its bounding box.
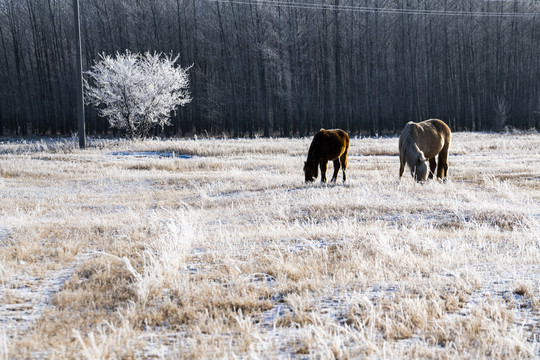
[0,133,539,358]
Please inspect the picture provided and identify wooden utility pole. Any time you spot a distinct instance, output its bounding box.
[74,0,86,148]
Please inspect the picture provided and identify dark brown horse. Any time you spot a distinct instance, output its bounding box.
[304,129,350,183]
[399,119,451,182]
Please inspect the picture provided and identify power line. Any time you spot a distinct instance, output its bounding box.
[208,0,540,17]
[484,0,540,2]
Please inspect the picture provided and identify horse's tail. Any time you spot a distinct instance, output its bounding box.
[430,119,451,178]
[430,119,451,147]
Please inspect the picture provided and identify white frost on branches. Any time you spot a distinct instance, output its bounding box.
[85,51,192,138]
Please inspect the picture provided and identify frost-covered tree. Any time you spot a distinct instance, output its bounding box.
[85,51,191,138]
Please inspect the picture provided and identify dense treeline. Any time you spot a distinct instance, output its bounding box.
[0,0,539,137]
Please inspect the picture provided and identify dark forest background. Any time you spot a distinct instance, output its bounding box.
[1,0,540,138]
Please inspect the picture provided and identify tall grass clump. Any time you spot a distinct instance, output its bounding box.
[121,209,196,304]
[74,306,139,360]
[72,210,196,357]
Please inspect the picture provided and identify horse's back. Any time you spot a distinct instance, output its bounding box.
[329,129,350,149]
[423,119,451,138]
[416,119,450,157]
[314,128,349,160]
[400,119,450,158]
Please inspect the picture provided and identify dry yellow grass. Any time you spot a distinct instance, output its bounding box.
[0,132,539,359]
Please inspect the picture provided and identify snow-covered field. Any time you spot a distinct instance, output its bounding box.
[0,132,539,358]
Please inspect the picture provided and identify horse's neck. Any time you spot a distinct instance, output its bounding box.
[408,124,426,154]
[404,134,424,165]
[307,143,319,166]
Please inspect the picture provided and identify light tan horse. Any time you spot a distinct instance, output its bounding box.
[304,129,350,183]
[399,119,451,182]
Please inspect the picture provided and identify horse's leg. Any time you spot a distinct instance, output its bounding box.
[331,159,340,182]
[428,158,437,179]
[340,153,348,182]
[399,153,405,178]
[320,160,328,183]
[437,148,449,180]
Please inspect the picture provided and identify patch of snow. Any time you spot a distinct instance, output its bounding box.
[0,227,9,242]
[0,253,90,339]
[108,151,192,159]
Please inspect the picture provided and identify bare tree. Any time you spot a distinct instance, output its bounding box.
[494,96,510,132]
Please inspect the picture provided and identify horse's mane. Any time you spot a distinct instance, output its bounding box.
[306,129,325,169]
[400,122,425,172]
[306,137,319,169]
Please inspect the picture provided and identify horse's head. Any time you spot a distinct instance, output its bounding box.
[304,161,318,182]
[413,155,428,182]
